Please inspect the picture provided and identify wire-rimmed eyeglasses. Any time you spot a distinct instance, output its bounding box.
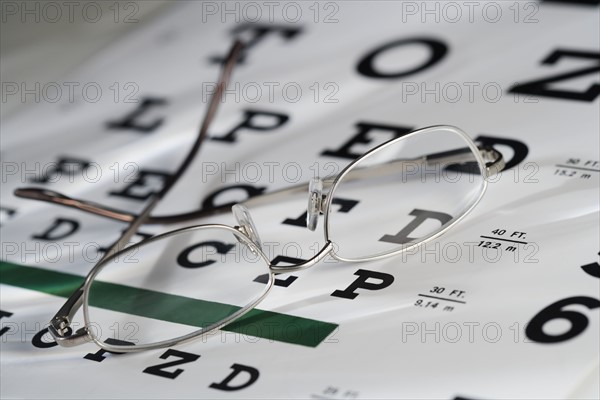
[15,41,504,352]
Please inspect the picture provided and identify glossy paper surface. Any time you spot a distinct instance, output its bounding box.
[1,2,599,398]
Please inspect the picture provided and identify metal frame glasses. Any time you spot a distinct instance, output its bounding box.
[15,41,504,352]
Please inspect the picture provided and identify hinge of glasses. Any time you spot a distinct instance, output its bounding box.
[47,287,91,347]
[48,318,90,347]
[479,146,505,177]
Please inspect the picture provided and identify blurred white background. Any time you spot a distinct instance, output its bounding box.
[1,0,170,118]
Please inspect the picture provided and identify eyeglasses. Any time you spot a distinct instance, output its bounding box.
[15,41,504,352]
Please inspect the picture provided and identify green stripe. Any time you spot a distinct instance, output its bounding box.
[0,261,337,347]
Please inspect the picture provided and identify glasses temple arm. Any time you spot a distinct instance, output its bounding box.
[243,145,503,215]
[331,145,504,183]
[14,188,136,222]
[47,193,158,346]
[425,146,505,177]
[14,41,245,225]
[14,146,505,225]
[14,180,309,223]
[41,40,245,346]
[159,40,244,198]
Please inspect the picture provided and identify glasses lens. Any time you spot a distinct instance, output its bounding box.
[84,226,271,348]
[326,126,486,261]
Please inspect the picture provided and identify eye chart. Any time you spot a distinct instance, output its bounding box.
[1,1,599,398]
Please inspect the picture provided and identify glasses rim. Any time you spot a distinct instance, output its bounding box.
[10,33,504,350]
[81,124,491,351]
[29,123,498,351]
[81,223,274,352]
[322,124,489,263]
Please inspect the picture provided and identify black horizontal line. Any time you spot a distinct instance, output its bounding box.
[418,294,466,304]
[555,164,600,173]
[480,235,528,245]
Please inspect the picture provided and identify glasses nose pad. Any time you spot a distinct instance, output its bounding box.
[232,204,262,251]
[306,177,323,231]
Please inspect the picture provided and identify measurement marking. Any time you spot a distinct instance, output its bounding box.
[480,235,528,245]
[418,294,466,304]
[555,165,600,173]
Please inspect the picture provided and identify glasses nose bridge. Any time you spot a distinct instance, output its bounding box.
[269,240,334,273]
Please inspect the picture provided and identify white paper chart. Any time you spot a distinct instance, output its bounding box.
[1,1,599,398]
